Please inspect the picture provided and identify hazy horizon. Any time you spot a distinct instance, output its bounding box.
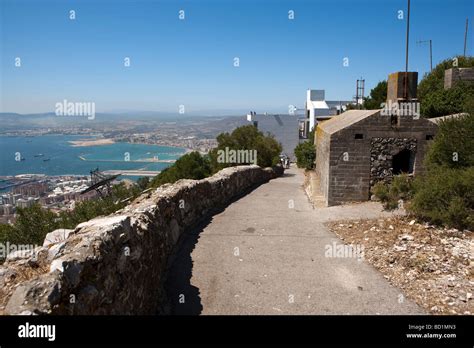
[1,0,472,114]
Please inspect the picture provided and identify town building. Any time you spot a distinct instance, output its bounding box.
[245,90,353,161]
[16,197,37,209]
[12,182,49,197]
[303,89,353,137]
[246,112,300,161]
[1,194,13,205]
[2,204,14,215]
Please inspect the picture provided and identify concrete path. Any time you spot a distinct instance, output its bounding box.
[165,166,423,315]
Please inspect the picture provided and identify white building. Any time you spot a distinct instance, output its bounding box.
[3,204,14,215]
[305,90,330,132]
[304,89,353,135]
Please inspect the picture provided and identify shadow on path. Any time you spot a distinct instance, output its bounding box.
[162,182,266,315]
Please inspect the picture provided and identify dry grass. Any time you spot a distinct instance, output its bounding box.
[0,261,49,315]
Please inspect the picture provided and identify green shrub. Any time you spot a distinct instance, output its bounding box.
[409,167,474,230]
[372,180,389,200]
[373,174,414,210]
[0,220,27,246]
[136,177,150,190]
[425,112,474,168]
[418,56,474,100]
[391,174,415,199]
[294,141,316,170]
[150,151,211,188]
[209,125,282,172]
[0,181,142,253]
[409,108,474,230]
[421,83,474,118]
[0,204,59,247]
[294,128,316,170]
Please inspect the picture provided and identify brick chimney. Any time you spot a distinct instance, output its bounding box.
[386,71,418,102]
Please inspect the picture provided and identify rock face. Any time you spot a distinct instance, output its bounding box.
[2,165,282,315]
[43,229,74,247]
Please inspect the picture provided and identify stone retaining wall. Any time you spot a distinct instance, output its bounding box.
[1,165,282,315]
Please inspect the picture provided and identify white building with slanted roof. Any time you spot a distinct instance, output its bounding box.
[305,90,330,132]
[304,89,353,135]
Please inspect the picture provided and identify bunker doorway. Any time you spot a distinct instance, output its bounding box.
[392,149,415,175]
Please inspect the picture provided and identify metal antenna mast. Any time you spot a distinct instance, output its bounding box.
[464,18,469,57]
[356,78,365,108]
[417,39,432,72]
[404,0,411,100]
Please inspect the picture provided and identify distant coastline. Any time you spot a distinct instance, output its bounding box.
[67,137,196,154]
[0,135,188,178]
[69,138,115,147]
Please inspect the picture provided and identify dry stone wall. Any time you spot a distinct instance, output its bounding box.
[1,165,282,315]
[370,138,417,186]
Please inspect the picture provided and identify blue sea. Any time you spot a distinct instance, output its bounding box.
[0,135,185,178]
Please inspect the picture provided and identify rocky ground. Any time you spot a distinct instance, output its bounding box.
[0,258,49,314]
[0,229,73,314]
[327,217,473,315]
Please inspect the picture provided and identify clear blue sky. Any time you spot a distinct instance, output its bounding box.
[0,0,472,114]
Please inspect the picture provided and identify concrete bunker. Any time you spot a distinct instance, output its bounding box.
[313,72,440,206]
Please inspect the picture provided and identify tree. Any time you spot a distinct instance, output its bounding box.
[0,223,20,245]
[418,56,474,101]
[136,177,150,190]
[421,82,474,118]
[209,125,282,171]
[8,204,59,245]
[418,56,474,118]
[58,182,140,229]
[150,151,212,188]
[363,80,387,109]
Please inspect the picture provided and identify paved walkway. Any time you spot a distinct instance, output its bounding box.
[165,166,423,315]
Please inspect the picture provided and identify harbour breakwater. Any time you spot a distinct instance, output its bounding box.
[78,156,176,163]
